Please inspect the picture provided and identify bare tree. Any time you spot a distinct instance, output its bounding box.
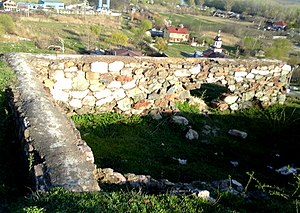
[224,0,235,12]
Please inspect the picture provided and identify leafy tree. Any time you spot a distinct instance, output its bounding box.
[241,37,262,56]
[107,31,128,47]
[0,14,15,36]
[264,39,292,60]
[140,19,153,31]
[154,15,165,29]
[154,37,168,53]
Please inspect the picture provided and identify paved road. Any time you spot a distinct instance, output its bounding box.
[287,90,300,99]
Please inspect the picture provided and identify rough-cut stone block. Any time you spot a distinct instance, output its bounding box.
[123,80,136,90]
[96,96,114,106]
[69,99,83,108]
[107,81,122,89]
[53,70,65,81]
[82,96,96,107]
[70,90,89,99]
[224,96,239,105]
[51,89,69,102]
[54,78,73,90]
[86,72,100,81]
[109,61,124,72]
[113,89,126,101]
[189,64,201,75]
[91,62,108,73]
[234,72,247,77]
[90,83,106,92]
[72,76,89,91]
[95,89,112,99]
[117,98,132,111]
[174,69,190,77]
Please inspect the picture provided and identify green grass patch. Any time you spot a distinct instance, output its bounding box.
[165,43,206,57]
[71,98,300,189]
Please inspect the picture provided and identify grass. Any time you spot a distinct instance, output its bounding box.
[165,43,207,57]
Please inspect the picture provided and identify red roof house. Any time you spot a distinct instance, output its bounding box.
[164,26,189,43]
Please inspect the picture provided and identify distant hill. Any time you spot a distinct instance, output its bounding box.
[275,0,300,4]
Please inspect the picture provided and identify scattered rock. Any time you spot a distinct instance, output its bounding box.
[172,116,189,126]
[276,166,299,175]
[230,161,239,167]
[228,129,247,139]
[186,129,199,140]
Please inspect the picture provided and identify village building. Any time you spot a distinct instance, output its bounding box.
[194,30,227,58]
[164,26,189,43]
[2,0,17,11]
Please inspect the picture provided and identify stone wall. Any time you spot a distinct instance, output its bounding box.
[4,53,293,192]
[5,53,100,192]
[28,54,292,114]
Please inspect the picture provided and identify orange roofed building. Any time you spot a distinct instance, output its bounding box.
[164,26,189,43]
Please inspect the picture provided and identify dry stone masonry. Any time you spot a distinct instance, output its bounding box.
[4,53,293,192]
[27,54,293,114]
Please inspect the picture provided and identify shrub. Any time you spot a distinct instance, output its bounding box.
[0,14,15,36]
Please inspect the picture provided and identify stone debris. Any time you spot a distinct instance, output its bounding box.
[228,129,247,139]
[185,129,199,140]
[172,116,189,126]
[173,157,187,165]
[275,165,299,175]
[230,161,239,167]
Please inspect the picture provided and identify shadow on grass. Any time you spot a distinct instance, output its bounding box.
[72,98,300,188]
[0,90,29,204]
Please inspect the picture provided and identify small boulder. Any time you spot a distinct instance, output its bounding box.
[228,129,247,139]
[172,116,189,126]
[186,129,199,140]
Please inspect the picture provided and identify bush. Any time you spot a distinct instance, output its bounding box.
[0,14,15,36]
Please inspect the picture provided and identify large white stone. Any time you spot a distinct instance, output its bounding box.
[251,69,270,75]
[95,89,112,99]
[174,69,191,77]
[54,78,72,90]
[51,89,69,102]
[224,96,239,105]
[107,81,122,89]
[96,96,114,106]
[189,64,201,75]
[70,90,89,99]
[82,96,96,107]
[228,85,236,92]
[109,61,125,72]
[246,73,255,79]
[234,77,244,82]
[113,89,126,101]
[234,71,247,77]
[69,99,82,108]
[117,98,132,111]
[91,62,108,73]
[123,80,136,90]
[282,64,292,71]
[53,70,65,81]
[72,76,89,91]
[230,103,239,111]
